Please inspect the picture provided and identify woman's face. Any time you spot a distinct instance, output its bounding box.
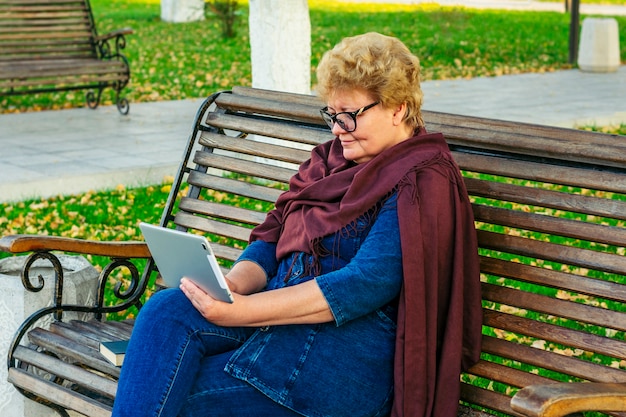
[325,89,412,164]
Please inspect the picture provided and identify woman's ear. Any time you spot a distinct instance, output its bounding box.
[392,102,408,126]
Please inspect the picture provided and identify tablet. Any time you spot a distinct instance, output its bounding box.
[139,222,234,303]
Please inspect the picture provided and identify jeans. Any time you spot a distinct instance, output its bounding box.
[111,289,303,417]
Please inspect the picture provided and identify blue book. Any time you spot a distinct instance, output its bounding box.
[99,340,129,366]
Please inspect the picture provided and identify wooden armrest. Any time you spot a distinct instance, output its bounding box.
[0,235,151,258]
[95,28,134,41]
[511,382,626,417]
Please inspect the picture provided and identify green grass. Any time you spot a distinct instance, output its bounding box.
[2,0,625,113]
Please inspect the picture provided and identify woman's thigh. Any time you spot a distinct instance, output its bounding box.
[180,351,302,417]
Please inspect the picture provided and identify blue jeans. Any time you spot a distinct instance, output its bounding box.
[111,289,303,417]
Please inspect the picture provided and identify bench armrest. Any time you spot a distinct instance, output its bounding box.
[511,382,626,417]
[95,28,134,42]
[0,234,151,258]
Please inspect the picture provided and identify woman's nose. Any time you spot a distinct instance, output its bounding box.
[331,120,346,135]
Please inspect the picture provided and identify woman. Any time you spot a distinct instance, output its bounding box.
[111,32,482,417]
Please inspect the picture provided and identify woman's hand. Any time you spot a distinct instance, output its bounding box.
[179,277,244,326]
[179,276,335,328]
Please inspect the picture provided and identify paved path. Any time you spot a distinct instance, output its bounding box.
[1,65,624,203]
[345,0,626,15]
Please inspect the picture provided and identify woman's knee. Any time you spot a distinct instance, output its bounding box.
[136,288,194,323]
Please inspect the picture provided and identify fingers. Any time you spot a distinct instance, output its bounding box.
[180,278,210,313]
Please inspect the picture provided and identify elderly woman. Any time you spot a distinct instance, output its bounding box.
[111,32,482,417]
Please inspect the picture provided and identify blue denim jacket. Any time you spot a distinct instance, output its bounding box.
[225,194,402,417]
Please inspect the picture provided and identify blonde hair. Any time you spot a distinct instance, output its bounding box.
[316,32,424,131]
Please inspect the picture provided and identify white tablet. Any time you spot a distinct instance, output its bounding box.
[139,222,234,303]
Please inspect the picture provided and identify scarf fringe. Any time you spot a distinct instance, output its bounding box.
[287,190,396,280]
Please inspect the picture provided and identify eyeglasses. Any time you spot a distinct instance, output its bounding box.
[320,101,379,132]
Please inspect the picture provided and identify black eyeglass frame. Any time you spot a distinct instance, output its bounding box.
[320,101,380,132]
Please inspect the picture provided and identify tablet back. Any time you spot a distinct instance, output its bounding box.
[139,222,234,303]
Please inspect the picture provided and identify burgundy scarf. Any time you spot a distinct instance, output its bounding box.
[251,131,483,417]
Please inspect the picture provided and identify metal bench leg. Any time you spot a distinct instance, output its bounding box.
[86,88,103,110]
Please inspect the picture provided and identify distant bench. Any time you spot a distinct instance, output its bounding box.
[0,0,132,114]
[2,86,626,417]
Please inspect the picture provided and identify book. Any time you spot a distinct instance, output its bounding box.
[99,340,129,366]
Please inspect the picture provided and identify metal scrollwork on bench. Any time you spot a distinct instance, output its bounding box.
[96,257,144,320]
[88,31,132,114]
[7,250,151,371]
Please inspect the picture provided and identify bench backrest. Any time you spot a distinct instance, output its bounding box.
[0,0,98,62]
[160,86,626,416]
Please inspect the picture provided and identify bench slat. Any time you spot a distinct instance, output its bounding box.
[179,197,268,226]
[199,131,312,164]
[1,74,128,90]
[455,152,626,194]
[443,123,626,170]
[214,89,324,125]
[478,230,626,275]
[209,241,244,264]
[0,47,93,57]
[473,204,626,247]
[469,359,554,389]
[481,336,626,384]
[8,368,112,417]
[461,383,517,416]
[465,177,626,220]
[232,85,326,107]
[187,171,284,203]
[482,282,626,332]
[68,320,132,342]
[480,257,626,303]
[0,29,93,40]
[28,327,121,377]
[205,112,332,146]
[50,321,111,350]
[174,211,253,243]
[193,151,296,183]
[0,59,127,73]
[13,345,117,399]
[484,310,626,361]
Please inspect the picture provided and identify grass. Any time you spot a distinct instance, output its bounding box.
[1,0,625,113]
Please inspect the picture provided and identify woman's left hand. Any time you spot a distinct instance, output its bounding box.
[179,277,243,326]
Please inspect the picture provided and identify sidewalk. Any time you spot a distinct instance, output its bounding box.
[1,66,624,203]
[346,0,626,16]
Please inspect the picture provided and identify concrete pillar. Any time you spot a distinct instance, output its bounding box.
[578,17,621,73]
[249,0,311,94]
[161,0,205,23]
[0,255,99,417]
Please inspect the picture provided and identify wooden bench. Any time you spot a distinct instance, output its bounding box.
[2,86,626,417]
[0,0,133,114]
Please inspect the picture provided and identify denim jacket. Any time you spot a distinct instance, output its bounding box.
[225,194,402,417]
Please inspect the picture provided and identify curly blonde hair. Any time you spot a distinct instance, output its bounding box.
[316,32,424,132]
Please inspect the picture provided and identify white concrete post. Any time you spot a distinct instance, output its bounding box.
[0,255,99,417]
[249,0,311,94]
[161,0,205,23]
[578,18,621,73]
